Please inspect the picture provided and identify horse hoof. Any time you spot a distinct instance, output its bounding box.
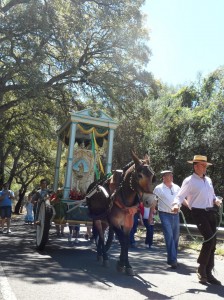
[103,260,109,267]
[97,255,103,263]
[116,261,125,273]
[125,267,135,276]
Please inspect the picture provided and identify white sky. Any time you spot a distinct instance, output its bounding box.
[142,0,224,85]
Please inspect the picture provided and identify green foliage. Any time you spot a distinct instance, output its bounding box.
[143,69,224,197]
[0,0,154,191]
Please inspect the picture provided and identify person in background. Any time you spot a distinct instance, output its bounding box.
[24,192,34,225]
[0,182,15,233]
[129,211,140,248]
[153,170,181,269]
[68,224,80,243]
[85,225,92,240]
[32,179,50,220]
[139,201,156,249]
[55,223,65,237]
[129,193,141,248]
[172,155,222,285]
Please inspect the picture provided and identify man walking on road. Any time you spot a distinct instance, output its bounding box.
[172,155,222,285]
[153,170,180,269]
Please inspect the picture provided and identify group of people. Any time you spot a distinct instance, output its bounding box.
[143,154,222,285]
[129,154,222,285]
[0,154,222,286]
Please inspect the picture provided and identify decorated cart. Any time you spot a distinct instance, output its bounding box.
[35,109,118,250]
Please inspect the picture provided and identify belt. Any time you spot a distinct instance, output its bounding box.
[192,207,218,212]
[158,211,175,215]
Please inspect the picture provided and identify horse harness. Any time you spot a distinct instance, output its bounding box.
[86,161,154,228]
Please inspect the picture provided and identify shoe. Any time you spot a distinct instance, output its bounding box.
[207,274,221,285]
[74,238,79,243]
[84,234,89,240]
[197,266,207,284]
[171,263,178,269]
[7,229,11,234]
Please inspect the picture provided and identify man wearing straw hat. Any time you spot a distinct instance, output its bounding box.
[172,155,222,285]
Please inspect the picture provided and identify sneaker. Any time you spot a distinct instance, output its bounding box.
[7,229,11,234]
[74,238,79,243]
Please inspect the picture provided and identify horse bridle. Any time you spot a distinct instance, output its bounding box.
[129,163,155,192]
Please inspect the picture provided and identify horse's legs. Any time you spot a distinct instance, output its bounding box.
[94,220,109,266]
[113,227,134,275]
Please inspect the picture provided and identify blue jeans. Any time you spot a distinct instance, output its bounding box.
[130,213,139,245]
[143,219,154,247]
[159,212,180,264]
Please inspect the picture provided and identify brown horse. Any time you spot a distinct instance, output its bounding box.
[86,151,156,275]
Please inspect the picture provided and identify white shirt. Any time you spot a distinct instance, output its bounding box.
[173,173,216,209]
[153,182,180,213]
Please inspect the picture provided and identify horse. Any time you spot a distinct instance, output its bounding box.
[86,151,156,275]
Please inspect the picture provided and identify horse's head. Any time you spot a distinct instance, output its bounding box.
[124,151,155,194]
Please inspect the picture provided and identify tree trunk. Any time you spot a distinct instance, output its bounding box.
[14,190,26,214]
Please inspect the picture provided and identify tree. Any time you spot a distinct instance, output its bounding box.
[0,0,157,191]
[0,0,154,115]
[143,68,224,195]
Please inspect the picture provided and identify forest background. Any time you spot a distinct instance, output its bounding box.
[0,0,223,216]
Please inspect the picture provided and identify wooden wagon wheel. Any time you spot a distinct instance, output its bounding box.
[36,200,52,251]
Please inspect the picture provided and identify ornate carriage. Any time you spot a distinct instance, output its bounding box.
[35,109,118,250]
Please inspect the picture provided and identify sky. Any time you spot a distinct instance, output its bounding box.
[142,0,224,86]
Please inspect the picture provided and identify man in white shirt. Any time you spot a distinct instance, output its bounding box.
[172,155,222,285]
[153,170,180,269]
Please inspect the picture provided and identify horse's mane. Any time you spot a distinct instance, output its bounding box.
[122,161,134,173]
[122,161,135,179]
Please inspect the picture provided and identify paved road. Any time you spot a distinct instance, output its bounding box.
[0,216,224,300]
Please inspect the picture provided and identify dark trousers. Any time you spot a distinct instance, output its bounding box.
[191,208,217,272]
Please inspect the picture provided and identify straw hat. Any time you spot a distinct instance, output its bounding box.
[187,155,212,165]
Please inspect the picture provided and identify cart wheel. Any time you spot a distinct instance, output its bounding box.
[95,226,114,252]
[36,200,52,251]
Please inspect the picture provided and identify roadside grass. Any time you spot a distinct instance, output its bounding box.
[137,227,224,257]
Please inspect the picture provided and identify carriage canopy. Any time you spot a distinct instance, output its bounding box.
[53,108,118,200]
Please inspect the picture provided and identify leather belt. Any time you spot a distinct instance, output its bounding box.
[158,211,175,215]
[192,207,218,212]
